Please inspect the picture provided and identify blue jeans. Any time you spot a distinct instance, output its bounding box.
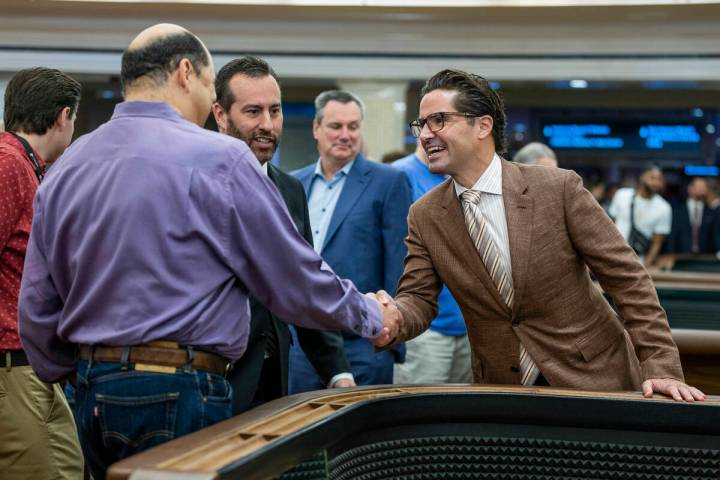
[288,327,395,394]
[74,359,232,479]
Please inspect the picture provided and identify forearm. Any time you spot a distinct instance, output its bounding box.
[643,234,665,267]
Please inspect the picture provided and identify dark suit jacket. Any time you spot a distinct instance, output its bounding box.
[393,160,683,391]
[666,201,716,254]
[228,164,350,414]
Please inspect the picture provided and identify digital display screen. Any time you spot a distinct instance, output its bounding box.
[684,165,719,176]
[539,118,704,154]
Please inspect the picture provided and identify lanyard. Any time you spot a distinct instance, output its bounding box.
[8,133,44,183]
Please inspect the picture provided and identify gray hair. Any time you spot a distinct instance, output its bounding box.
[513,142,557,165]
[314,90,365,123]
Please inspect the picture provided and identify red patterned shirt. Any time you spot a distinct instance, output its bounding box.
[0,132,44,351]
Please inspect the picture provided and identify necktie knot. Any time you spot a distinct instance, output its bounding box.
[461,189,482,206]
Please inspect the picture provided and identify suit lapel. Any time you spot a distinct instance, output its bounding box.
[436,180,507,309]
[322,156,371,252]
[501,160,533,316]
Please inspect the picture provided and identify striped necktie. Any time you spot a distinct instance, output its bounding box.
[461,189,539,386]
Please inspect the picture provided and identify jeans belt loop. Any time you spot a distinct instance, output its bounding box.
[5,352,10,372]
[224,361,234,379]
[120,347,131,370]
[183,346,195,374]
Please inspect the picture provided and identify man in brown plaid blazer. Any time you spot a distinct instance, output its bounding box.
[375,69,703,402]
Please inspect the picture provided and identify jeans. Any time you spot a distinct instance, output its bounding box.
[74,359,232,479]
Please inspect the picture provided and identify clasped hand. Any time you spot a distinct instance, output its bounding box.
[365,290,401,347]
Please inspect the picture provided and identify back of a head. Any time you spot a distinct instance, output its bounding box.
[314,90,365,123]
[513,142,557,166]
[215,55,279,112]
[121,27,210,95]
[4,67,81,135]
[420,69,507,155]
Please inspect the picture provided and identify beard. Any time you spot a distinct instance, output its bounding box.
[226,119,277,164]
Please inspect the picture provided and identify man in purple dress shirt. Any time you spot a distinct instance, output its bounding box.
[17,24,398,478]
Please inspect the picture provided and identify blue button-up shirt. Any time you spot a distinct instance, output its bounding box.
[393,153,466,336]
[18,101,382,382]
[307,159,355,253]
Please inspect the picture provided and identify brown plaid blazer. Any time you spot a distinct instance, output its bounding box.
[394,159,683,391]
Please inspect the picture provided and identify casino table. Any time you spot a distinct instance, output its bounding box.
[649,270,720,394]
[108,385,720,480]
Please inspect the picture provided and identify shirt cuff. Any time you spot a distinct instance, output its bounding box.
[328,372,355,388]
[359,294,384,339]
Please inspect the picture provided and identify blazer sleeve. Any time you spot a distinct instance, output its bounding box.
[381,171,413,295]
[293,181,352,383]
[562,171,683,381]
[393,205,442,345]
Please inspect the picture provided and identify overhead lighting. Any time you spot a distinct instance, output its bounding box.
[569,79,588,89]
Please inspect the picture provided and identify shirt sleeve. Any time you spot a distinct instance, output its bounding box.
[221,148,384,340]
[18,195,77,382]
[0,151,27,248]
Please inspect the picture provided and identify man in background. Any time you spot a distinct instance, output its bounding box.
[512,142,558,167]
[0,67,83,480]
[391,141,471,385]
[666,177,718,254]
[211,56,353,414]
[290,90,412,391]
[609,164,672,266]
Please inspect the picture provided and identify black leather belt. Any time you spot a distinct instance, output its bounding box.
[1,350,30,368]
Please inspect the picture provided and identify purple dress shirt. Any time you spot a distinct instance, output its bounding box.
[18,101,382,382]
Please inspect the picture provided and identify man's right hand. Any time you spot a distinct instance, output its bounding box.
[366,292,401,347]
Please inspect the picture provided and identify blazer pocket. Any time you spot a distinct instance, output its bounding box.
[575,316,624,362]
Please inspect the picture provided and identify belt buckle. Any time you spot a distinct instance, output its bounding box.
[224,361,234,378]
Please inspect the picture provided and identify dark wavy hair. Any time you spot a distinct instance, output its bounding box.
[215,56,279,111]
[421,69,507,154]
[4,67,81,135]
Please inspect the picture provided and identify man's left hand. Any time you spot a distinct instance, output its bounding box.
[642,378,705,402]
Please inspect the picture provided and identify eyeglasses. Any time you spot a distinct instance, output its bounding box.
[409,112,478,137]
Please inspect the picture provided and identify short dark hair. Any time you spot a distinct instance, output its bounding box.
[215,56,279,111]
[314,90,364,123]
[421,69,507,154]
[121,31,210,92]
[4,67,81,135]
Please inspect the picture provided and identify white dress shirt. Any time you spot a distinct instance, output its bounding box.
[453,153,513,281]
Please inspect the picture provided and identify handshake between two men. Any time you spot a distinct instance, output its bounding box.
[365,290,401,347]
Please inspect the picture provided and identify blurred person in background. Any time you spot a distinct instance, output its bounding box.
[512,141,558,168]
[609,164,671,267]
[666,177,717,254]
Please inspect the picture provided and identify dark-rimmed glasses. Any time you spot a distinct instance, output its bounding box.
[409,112,477,137]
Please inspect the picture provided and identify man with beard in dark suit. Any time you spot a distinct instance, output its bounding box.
[211,56,353,414]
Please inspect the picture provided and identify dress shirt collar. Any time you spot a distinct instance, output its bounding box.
[261,162,269,176]
[313,157,356,182]
[454,152,503,198]
[112,101,188,123]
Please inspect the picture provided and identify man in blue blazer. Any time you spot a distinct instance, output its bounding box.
[290,90,412,392]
